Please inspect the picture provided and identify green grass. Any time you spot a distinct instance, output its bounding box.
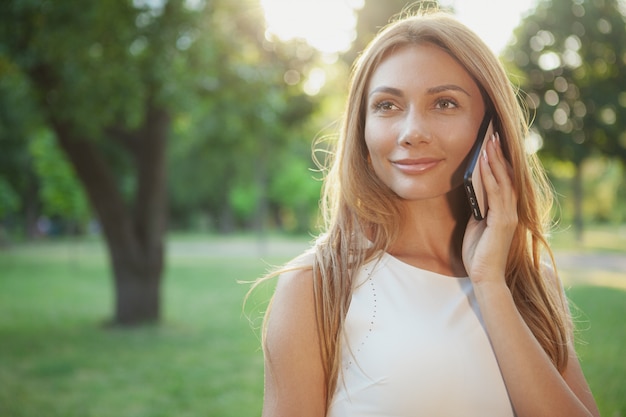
[568,286,626,417]
[0,236,296,417]
[0,233,623,416]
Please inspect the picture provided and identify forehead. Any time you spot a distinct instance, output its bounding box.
[367,42,480,95]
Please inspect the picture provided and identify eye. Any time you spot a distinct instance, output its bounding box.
[372,100,399,112]
[435,98,459,110]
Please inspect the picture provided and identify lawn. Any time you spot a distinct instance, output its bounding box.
[0,232,623,417]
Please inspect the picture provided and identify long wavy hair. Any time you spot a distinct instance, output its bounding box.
[256,8,571,411]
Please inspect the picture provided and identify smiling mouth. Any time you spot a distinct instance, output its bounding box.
[391,158,442,173]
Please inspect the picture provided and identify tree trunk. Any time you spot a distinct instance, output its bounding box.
[24,29,170,325]
[572,160,584,243]
[110,244,162,325]
[51,102,169,325]
[23,171,40,239]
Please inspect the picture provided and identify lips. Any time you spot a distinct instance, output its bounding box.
[391,158,442,173]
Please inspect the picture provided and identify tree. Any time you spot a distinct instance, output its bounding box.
[503,0,626,238]
[0,0,192,324]
[1,0,322,324]
[0,0,234,324]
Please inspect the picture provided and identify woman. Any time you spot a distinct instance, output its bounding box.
[257,9,600,417]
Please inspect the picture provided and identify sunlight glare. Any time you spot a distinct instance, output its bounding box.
[260,0,537,56]
[440,0,537,53]
[303,67,326,96]
[260,0,362,54]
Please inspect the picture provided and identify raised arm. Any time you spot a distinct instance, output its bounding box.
[463,134,600,417]
[262,267,327,417]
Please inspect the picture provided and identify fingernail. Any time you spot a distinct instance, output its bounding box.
[482,149,488,161]
[491,133,497,143]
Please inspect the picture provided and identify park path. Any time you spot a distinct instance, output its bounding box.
[555,251,626,275]
[167,236,311,259]
[554,251,626,290]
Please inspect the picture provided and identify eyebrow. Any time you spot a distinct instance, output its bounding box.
[368,86,403,98]
[427,84,471,96]
[368,84,472,98]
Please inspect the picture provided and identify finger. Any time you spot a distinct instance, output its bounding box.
[479,135,501,192]
[480,135,517,216]
[486,133,512,187]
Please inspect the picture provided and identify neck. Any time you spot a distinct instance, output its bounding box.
[388,188,470,277]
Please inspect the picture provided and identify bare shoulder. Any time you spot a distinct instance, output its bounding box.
[262,258,326,416]
[266,263,318,362]
[269,266,316,333]
[268,252,316,329]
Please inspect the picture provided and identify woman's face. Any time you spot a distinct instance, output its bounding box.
[364,42,486,202]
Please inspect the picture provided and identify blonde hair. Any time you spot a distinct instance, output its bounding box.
[258,8,570,411]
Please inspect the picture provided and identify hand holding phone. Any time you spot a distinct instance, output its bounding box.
[464,113,494,221]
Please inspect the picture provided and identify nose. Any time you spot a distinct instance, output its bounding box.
[398,110,431,146]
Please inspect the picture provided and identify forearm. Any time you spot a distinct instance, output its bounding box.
[473,281,595,417]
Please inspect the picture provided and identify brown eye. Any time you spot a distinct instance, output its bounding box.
[372,100,399,113]
[372,100,398,112]
[435,98,458,109]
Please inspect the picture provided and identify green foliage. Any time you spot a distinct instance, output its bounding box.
[3,1,140,135]
[503,0,626,164]
[1,0,325,235]
[0,54,42,227]
[0,0,203,240]
[229,183,260,225]
[501,0,626,232]
[166,21,322,231]
[0,57,41,139]
[28,129,89,221]
[549,157,626,224]
[269,158,322,232]
[0,176,20,217]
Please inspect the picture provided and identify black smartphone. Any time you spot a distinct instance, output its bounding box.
[464,113,494,221]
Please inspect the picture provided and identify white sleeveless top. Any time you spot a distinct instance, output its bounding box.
[326,252,515,417]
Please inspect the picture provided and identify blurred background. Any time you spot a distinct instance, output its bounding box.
[0,0,624,416]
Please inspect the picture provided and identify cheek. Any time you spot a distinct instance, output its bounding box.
[364,133,388,183]
[456,139,476,162]
[364,120,393,160]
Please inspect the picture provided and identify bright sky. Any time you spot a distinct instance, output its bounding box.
[260,0,538,55]
[441,0,538,54]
